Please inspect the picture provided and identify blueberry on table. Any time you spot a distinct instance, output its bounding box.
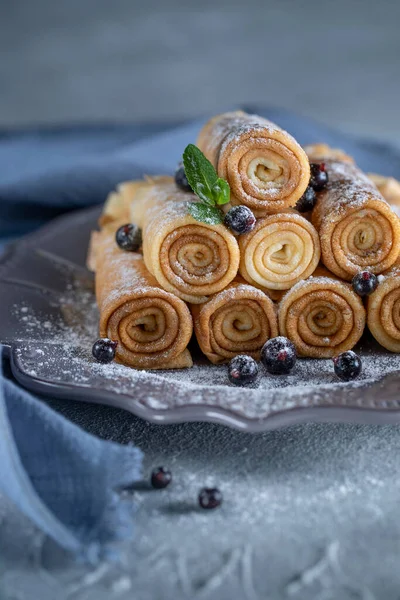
[333,351,362,381]
[295,186,317,213]
[175,162,192,192]
[92,339,118,363]
[228,355,259,386]
[224,206,256,235]
[151,467,172,489]
[261,336,297,375]
[352,271,378,297]
[115,223,142,252]
[199,488,222,509]
[310,162,329,191]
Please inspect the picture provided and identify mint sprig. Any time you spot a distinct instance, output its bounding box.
[187,202,223,225]
[182,144,230,224]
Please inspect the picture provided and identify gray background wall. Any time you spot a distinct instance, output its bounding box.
[1,0,400,141]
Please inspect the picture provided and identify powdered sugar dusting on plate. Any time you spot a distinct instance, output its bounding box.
[11,276,400,424]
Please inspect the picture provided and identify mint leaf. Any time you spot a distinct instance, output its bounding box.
[183,144,218,205]
[212,178,230,205]
[187,202,223,225]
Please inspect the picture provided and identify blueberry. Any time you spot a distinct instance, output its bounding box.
[295,186,317,213]
[92,338,118,363]
[228,355,259,386]
[224,206,256,235]
[199,488,222,509]
[261,336,297,375]
[332,351,362,381]
[151,467,172,489]
[115,223,142,252]
[175,163,192,192]
[352,271,378,297]
[310,162,329,191]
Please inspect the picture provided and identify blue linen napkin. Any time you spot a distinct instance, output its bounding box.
[0,348,143,562]
[2,107,400,560]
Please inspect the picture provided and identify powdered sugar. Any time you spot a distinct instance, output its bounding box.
[141,183,225,233]
[317,160,390,217]
[11,278,400,424]
[199,112,306,202]
[280,274,348,301]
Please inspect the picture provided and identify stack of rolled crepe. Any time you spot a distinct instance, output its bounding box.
[90,111,400,368]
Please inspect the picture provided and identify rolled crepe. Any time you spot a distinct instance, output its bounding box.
[303,143,353,164]
[92,229,193,369]
[239,212,320,291]
[130,177,240,304]
[367,263,400,352]
[99,181,142,227]
[191,280,278,364]
[306,145,400,280]
[368,173,400,208]
[279,268,366,358]
[196,111,310,215]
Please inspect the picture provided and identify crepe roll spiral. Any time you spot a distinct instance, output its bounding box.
[306,145,400,280]
[279,268,366,358]
[191,281,278,364]
[130,177,240,304]
[92,229,193,369]
[196,111,310,215]
[367,264,400,352]
[239,212,320,291]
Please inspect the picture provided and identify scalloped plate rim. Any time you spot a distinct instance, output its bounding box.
[8,345,400,431]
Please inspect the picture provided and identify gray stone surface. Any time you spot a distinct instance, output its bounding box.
[1,2,400,598]
[2,413,400,599]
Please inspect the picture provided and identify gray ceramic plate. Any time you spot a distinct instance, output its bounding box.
[2,206,400,431]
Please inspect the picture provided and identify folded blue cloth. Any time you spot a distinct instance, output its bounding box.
[0,348,143,562]
[2,107,400,561]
